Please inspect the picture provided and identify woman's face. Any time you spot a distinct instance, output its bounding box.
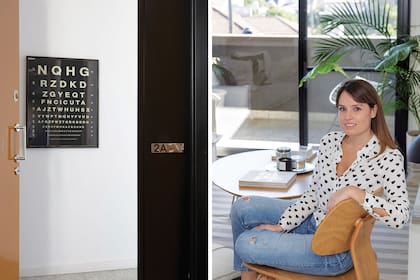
[337,91,377,138]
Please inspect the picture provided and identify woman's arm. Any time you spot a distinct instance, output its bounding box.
[327,186,388,216]
[328,151,409,229]
[363,151,410,228]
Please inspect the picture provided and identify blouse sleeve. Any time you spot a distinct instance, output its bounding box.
[361,150,410,229]
[277,136,328,232]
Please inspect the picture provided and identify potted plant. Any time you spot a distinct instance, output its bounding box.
[298,0,420,158]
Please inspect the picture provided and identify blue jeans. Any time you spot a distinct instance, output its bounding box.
[230,196,353,276]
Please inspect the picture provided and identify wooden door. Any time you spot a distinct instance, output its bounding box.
[139,0,208,278]
[0,0,20,278]
[139,0,192,278]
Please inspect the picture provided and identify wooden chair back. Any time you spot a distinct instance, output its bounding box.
[351,215,378,280]
[311,198,368,255]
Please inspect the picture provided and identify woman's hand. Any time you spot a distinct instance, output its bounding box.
[254,224,284,232]
[327,186,366,212]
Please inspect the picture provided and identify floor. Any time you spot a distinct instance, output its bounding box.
[20,269,137,280]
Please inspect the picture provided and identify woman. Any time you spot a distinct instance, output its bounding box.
[231,79,410,279]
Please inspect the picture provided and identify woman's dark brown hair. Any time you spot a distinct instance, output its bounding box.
[335,79,398,155]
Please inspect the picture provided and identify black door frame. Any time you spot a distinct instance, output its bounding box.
[189,0,209,278]
[139,0,208,279]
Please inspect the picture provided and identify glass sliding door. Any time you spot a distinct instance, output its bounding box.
[210,0,407,278]
[211,0,406,153]
[211,0,300,157]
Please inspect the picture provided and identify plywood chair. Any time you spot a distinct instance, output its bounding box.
[244,198,379,280]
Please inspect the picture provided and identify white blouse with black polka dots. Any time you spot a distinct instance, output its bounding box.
[278,131,410,232]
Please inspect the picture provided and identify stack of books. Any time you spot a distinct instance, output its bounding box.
[239,170,297,191]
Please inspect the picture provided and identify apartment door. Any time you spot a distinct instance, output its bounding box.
[139,0,208,279]
[0,0,20,278]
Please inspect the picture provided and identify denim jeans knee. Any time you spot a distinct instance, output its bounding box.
[231,197,353,275]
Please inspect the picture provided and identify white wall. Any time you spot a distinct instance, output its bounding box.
[19,0,137,276]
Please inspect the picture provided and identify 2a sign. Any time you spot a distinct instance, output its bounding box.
[151,143,184,154]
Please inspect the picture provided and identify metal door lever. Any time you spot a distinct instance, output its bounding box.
[14,123,26,160]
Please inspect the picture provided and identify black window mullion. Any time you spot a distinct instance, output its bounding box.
[395,0,410,159]
[299,0,308,146]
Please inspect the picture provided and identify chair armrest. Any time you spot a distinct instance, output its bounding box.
[312,198,368,256]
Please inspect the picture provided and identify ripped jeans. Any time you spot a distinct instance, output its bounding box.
[230,196,353,276]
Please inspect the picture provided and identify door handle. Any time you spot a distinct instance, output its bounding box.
[14,123,26,161]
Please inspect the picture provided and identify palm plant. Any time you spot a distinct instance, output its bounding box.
[299,0,420,129]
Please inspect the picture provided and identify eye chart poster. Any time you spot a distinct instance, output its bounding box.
[26,56,99,148]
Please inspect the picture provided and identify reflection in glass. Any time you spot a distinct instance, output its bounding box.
[212,1,300,156]
[211,0,398,157]
[306,0,397,142]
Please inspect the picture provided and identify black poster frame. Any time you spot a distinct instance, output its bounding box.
[26,56,99,148]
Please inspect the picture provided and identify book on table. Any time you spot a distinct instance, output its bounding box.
[239,170,297,190]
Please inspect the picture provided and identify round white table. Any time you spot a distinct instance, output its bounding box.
[212,150,314,199]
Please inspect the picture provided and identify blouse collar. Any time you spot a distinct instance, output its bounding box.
[335,132,380,162]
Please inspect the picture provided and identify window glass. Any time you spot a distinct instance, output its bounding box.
[212,0,300,156]
[211,0,399,154]
[306,0,398,144]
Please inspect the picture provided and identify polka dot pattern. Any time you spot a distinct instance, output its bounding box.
[278,131,410,232]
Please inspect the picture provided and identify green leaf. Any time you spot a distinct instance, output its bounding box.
[304,0,420,127]
[375,40,419,71]
[299,53,349,87]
